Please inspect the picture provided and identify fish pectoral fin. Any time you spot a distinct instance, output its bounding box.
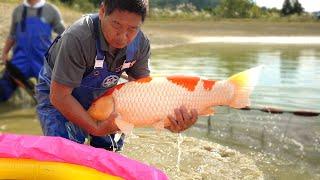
[152,119,165,131]
[200,107,215,116]
[115,115,134,135]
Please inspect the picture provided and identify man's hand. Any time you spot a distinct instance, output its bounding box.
[50,80,119,137]
[166,106,198,133]
[92,112,119,136]
[1,38,15,64]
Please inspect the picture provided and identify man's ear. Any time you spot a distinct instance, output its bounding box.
[99,2,105,20]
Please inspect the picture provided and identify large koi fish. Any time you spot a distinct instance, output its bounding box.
[88,66,263,134]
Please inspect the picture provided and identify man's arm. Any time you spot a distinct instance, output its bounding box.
[50,4,65,35]
[1,38,15,64]
[1,7,18,64]
[50,80,119,136]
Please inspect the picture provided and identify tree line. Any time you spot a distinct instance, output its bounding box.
[53,0,308,18]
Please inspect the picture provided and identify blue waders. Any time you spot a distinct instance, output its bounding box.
[0,6,52,102]
[36,15,141,151]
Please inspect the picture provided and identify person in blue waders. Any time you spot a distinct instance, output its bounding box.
[35,0,199,152]
[0,0,65,102]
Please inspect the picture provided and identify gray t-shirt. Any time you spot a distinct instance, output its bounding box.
[45,15,150,88]
[9,3,65,39]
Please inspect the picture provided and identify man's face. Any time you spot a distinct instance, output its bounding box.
[28,0,41,4]
[99,5,142,49]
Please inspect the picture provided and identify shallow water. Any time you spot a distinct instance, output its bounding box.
[121,130,263,180]
[1,43,319,179]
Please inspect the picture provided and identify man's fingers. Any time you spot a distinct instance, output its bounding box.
[175,108,190,130]
[174,108,183,122]
[168,115,178,127]
[167,115,180,133]
[180,106,191,122]
[167,107,199,133]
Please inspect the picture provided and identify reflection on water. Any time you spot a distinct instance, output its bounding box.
[0,43,320,179]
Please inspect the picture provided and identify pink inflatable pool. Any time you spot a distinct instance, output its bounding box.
[0,133,168,180]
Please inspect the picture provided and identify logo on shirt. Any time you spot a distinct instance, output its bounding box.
[102,75,119,88]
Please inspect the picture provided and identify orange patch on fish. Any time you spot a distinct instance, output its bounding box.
[167,75,200,91]
[136,77,152,83]
[202,80,216,91]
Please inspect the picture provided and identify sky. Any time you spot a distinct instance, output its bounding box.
[254,0,320,12]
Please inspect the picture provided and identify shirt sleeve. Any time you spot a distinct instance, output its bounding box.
[125,34,151,79]
[50,4,65,35]
[51,33,86,87]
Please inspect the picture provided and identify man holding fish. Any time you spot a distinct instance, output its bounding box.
[35,0,198,151]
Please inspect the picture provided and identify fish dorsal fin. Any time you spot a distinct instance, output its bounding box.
[167,75,200,91]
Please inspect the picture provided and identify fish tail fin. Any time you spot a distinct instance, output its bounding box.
[227,65,264,108]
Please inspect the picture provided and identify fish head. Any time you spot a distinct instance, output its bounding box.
[88,95,114,121]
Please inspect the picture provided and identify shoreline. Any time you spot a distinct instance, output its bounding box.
[150,36,320,49]
[190,36,320,45]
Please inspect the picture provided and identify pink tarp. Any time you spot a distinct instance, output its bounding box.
[0,133,168,180]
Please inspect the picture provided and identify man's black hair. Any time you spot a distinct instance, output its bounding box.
[103,0,147,22]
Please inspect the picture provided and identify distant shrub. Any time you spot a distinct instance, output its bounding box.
[149,7,213,20]
[71,1,95,13]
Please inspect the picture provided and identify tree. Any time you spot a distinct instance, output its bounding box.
[292,0,304,15]
[281,0,304,16]
[281,0,293,16]
[215,0,254,18]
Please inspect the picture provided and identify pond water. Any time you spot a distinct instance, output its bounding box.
[152,43,320,112]
[0,42,319,179]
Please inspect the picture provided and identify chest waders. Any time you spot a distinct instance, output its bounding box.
[35,15,141,151]
[0,6,52,102]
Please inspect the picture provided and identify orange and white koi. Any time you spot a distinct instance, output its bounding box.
[88,66,263,134]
